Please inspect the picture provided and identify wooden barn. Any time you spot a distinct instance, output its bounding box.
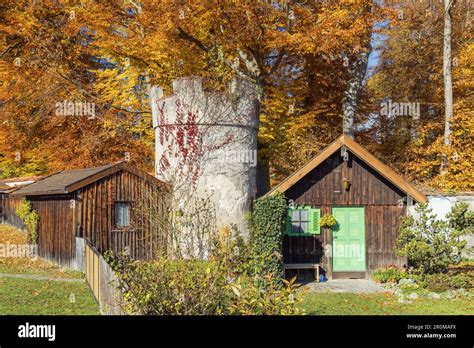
[12,162,169,268]
[269,135,427,281]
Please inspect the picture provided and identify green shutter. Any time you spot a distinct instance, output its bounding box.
[308,208,321,235]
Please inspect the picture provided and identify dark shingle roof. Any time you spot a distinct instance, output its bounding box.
[13,163,119,196]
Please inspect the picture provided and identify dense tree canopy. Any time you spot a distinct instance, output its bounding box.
[0,0,471,191]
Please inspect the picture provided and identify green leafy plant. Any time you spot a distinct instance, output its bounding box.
[396,203,471,274]
[104,192,304,315]
[424,273,451,292]
[371,266,406,283]
[106,251,303,315]
[228,276,304,315]
[319,214,337,228]
[448,274,472,289]
[16,199,39,244]
[248,191,287,288]
[106,255,229,315]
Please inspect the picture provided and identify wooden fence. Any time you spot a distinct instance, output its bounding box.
[83,239,123,315]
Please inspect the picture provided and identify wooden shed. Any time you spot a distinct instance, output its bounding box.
[269,135,427,280]
[12,162,169,268]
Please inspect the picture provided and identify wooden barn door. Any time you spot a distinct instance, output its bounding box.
[332,207,366,272]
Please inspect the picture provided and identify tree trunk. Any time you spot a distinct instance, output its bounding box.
[342,44,371,139]
[441,0,454,175]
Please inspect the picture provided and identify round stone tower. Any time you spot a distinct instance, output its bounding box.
[150,77,259,255]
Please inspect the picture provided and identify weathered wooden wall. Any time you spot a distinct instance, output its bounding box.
[284,151,407,280]
[76,169,167,259]
[29,195,75,267]
[0,193,25,230]
[15,169,167,268]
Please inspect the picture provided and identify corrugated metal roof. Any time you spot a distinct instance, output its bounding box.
[13,163,119,195]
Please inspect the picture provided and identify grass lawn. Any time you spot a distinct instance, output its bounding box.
[0,225,99,315]
[0,277,100,315]
[302,292,474,315]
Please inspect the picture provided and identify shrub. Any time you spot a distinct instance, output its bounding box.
[209,225,249,277]
[105,254,229,315]
[424,273,451,293]
[396,203,470,274]
[409,274,427,288]
[228,276,304,315]
[106,252,304,315]
[448,274,472,289]
[447,202,474,236]
[371,266,406,283]
[16,199,39,244]
[248,191,287,287]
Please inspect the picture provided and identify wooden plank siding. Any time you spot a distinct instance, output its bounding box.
[0,194,25,230]
[75,170,167,261]
[16,169,167,268]
[27,195,75,267]
[283,151,407,280]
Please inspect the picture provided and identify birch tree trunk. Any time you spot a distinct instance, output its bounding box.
[342,44,371,139]
[441,0,454,175]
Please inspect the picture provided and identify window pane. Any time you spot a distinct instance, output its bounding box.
[123,204,130,226]
[300,222,309,234]
[115,203,130,227]
[291,210,301,221]
[300,210,308,221]
[291,222,300,234]
[115,203,123,226]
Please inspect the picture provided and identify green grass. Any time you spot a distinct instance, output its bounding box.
[0,262,84,279]
[0,277,99,315]
[0,225,99,315]
[301,292,474,315]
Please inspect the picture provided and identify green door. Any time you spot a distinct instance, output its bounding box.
[332,207,366,272]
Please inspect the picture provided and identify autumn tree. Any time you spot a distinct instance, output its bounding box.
[363,0,473,190]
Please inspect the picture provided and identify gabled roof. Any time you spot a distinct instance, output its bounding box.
[268,135,427,203]
[13,162,164,196]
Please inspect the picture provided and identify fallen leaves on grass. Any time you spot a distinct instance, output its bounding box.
[0,225,27,244]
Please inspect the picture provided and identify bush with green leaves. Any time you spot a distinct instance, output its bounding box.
[228,276,304,315]
[424,273,451,292]
[248,191,287,287]
[104,191,303,315]
[447,202,474,237]
[448,274,472,289]
[105,253,229,315]
[16,199,39,244]
[396,203,472,274]
[371,266,406,283]
[105,251,303,315]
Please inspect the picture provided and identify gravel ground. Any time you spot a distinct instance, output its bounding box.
[304,279,388,294]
